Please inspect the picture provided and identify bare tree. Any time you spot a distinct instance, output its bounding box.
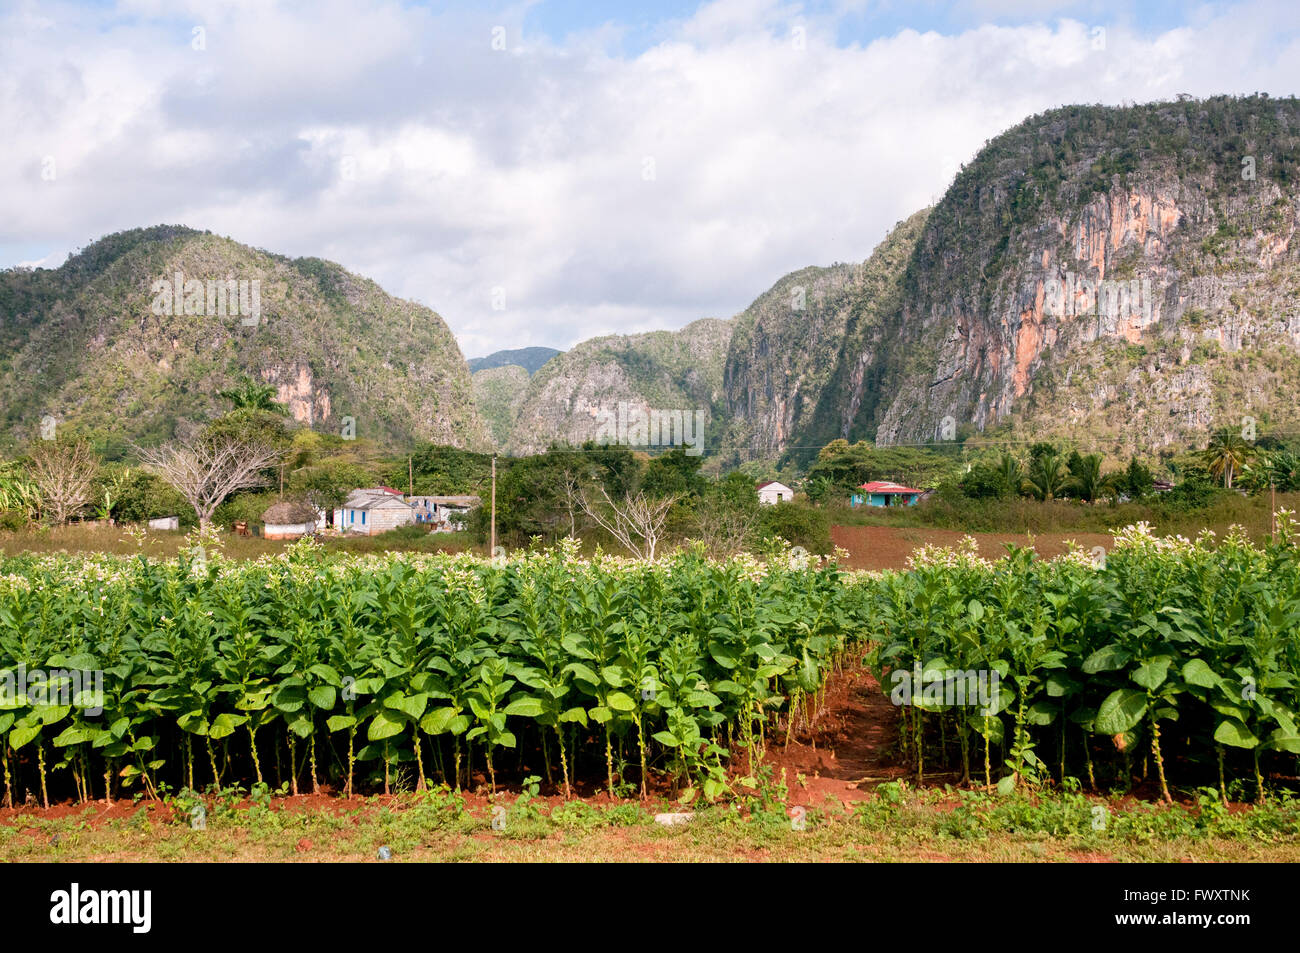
[26,440,100,524]
[136,434,283,527]
[562,469,583,538]
[579,485,680,560]
[694,495,756,558]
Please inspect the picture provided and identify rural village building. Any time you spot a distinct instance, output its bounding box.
[327,487,482,536]
[851,481,922,507]
[407,495,482,532]
[334,488,414,536]
[756,481,794,505]
[261,501,322,540]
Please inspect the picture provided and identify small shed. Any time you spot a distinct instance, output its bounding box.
[851,481,922,508]
[262,501,321,540]
[756,481,794,505]
[147,516,179,531]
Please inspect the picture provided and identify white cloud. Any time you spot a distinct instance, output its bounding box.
[1,0,1298,357]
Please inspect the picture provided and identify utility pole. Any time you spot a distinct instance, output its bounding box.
[408,455,413,498]
[490,455,497,556]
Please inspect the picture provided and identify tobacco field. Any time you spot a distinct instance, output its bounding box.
[868,521,1300,802]
[0,538,860,805]
[0,520,1299,808]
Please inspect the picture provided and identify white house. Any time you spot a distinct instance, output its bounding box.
[407,495,481,532]
[334,487,416,536]
[331,487,400,528]
[756,481,794,505]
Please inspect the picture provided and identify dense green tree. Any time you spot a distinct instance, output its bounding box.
[218,378,289,415]
[803,475,831,505]
[105,467,192,524]
[1067,452,1120,503]
[642,449,707,499]
[1028,442,1059,465]
[995,452,1024,497]
[397,444,495,496]
[1022,450,1069,502]
[1124,456,1155,499]
[488,444,640,545]
[757,501,831,554]
[201,408,293,452]
[806,439,959,492]
[958,462,1006,499]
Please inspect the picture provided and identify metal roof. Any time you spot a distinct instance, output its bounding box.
[859,481,922,494]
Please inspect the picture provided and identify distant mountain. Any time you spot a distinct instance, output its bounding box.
[472,364,531,446]
[514,95,1300,466]
[13,97,1297,466]
[505,318,733,455]
[468,347,561,375]
[864,95,1300,457]
[720,208,930,465]
[0,225,490,453]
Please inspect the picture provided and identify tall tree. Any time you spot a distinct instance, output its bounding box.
[137,434,283,526]
[1124,456,1154,499]
[1202,427,1255,489]
[1067,452,1119,503]
[996,452,1024,497]
[26,440,100,524]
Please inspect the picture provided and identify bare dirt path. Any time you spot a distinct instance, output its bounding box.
[764,665,907,806]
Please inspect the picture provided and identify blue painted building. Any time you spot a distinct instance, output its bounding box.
[850,481,923,508]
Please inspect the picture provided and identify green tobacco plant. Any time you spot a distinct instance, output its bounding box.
[869,520,1300,801]
[4,521,1299,808]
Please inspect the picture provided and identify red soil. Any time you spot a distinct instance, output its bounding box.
[831,524,1115,571]
[762,666,907,806]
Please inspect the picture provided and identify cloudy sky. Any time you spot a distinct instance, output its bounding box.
[4,0,1299,358]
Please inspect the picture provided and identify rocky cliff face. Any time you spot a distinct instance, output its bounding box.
[871,96,1300,457]
[721,263,861,455]
[23,99,1294,464]
[472,364,530,446]
[266,361,333,427]
[720,209,930,466]
[0,226,490,452]
[508,99,1300,465]
[477,97,1300,462]
[506,318,732,455]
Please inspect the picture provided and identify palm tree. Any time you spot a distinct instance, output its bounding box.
[1067,452,1119,502]
[219,378,288,415]
[1022,451,1069,501]
[995,452,1023,497]
[1201,428,1254,489]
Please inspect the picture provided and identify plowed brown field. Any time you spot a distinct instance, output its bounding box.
[831,524,1115,571]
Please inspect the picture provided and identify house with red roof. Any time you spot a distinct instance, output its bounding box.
[756,480,794,505]
[851,481,922,508]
